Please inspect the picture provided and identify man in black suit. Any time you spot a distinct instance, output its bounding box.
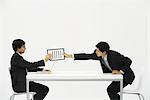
[64,41,135,100]
[10,39,52,100]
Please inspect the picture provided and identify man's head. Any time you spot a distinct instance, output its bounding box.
[95,42,110,57]
[12,39,26,54]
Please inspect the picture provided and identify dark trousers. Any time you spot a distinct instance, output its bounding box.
[107,81,129,100]
[29,82,49,100]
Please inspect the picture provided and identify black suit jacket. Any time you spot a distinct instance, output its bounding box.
[74,50,135,84]
[10,53,45,92]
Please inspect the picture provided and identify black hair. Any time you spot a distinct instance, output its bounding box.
[96,41,110,53]
[12,39,25,52]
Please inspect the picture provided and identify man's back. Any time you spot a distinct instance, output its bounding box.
[10,53,27,92]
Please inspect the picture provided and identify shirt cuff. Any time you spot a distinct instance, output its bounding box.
[72,54,74,59]
[120,70,124,74]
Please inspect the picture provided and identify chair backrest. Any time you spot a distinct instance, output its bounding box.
[124,73,143,91]
[9,67,11,72]
[9,67,15,91]
[135,74,143,91]
[9,67,12,84]
[9,67,13,79]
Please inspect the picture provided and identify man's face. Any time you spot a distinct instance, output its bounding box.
[96,48,106,57]
[17,45,26,54]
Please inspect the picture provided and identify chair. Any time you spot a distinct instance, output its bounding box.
[9,67,36,100]
[122,74,144,100]
[9,92,36,100]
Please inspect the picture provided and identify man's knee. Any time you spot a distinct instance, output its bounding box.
[43,85,49,94]
[107,86,113,95]
[45,86,49,93]
[107,86,120,100]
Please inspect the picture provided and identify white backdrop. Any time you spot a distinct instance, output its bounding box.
[146,0,150,100]
[0,0,149,100]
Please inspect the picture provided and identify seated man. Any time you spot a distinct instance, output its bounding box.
[10,39,51,100]
[64,41,135,100]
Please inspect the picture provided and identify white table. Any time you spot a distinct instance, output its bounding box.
[26,71,123,100]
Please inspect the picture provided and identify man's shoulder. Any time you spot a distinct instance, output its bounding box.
[108,50,120,55]
[11,53,22,59]
[12,52,19,57]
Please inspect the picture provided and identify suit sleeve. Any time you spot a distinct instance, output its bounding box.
[12,55,45,71]
[74,50,101,60]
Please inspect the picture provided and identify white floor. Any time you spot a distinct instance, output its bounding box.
[11,96,139,100]
[8,81,142,100]
[9,92,140,100]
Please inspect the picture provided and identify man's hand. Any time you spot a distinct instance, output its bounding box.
[44,53,52,62]
[42,69,51,74]
[64,53,73,58]
[112,70,121,74]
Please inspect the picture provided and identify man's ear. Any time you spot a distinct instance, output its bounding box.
[16,48,19,51]
[16,47,21,52]
[103,51,107,54]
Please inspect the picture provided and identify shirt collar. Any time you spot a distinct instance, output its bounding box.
[16,51,22,56]
[103,54,107,61]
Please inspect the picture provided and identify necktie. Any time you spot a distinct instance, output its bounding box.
[101,59,112,71]
[101,59,107,66]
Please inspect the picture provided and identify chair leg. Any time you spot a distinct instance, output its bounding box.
[31,95,34,100]
[30,93,35,100]
[9,94,15,100]
[32,93,35,100]
[10,92,35,100]
[123,92,144,100]
[139,93,145,100]
[138,94,141,100]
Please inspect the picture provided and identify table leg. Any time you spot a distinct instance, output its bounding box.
[27,80,30,100]
[120,79,123,100]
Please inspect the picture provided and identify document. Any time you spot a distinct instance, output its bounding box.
[47,48,65,60]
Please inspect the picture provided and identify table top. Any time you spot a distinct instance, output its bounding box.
[27,71,123,81]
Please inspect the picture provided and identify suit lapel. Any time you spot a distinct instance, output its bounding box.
[107,52,113,69]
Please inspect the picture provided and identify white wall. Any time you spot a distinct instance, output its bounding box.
[0,3,2,100]
[1,0,148,100]
[146,0,150,100]
[0,0,5,99]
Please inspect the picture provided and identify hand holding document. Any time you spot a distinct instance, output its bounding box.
[64,53,73,58]
[44,53,52,62]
